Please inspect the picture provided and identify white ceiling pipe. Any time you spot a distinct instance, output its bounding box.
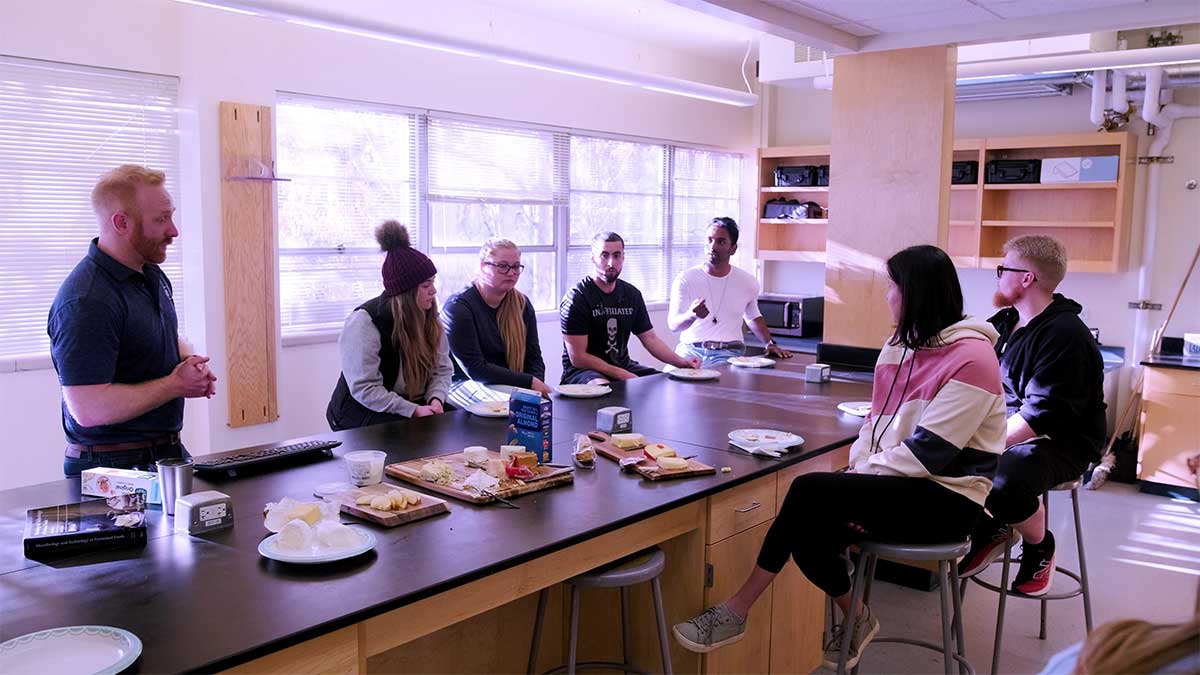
[1090,69,1108,126]
[1143,67,1169,127]
[956,43,1200,79]
[1111,68,1129,114]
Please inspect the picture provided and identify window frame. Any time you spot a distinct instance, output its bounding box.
[273,94,742,345]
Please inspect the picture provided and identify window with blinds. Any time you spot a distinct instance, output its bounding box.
[275,93,742,337]
[426,116,566,312]
[275,94,418,337]
[0,56,181,362]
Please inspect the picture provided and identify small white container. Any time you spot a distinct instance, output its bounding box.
[805,363,831,383]
[344,450,386,487]
[1184,332,1200,356]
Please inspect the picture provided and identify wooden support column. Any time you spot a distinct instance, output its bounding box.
[219,101,279,427]
[824,46,957,349]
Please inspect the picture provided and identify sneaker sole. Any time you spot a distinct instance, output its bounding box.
[959,533,1021,578]
[819,619,880,670]
[1013,559,1057,597]
[672,624,745,654]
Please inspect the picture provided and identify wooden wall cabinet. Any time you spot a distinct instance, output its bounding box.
[756,131,1138,274]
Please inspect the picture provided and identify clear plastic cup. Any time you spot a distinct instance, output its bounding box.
[344,450,386,487]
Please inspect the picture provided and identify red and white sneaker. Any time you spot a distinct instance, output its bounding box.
[1012,531,1056,596]
[959,520,1019,578]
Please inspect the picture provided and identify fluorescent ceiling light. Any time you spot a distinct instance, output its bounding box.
[170,0,757,107]
[172,0,258,16]
[1036,58,1200,75]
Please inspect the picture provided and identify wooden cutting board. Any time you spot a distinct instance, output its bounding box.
[587,431,716,481]
[335,483,449,527]
[385,450,574,504]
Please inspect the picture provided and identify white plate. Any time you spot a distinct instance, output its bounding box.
[728,428,803,448]
[0,625,142,675]
[728,356,776,368]
[258,527,376,564]
[555,384,612,398]
[838,401,872,418]
[668,368,720,381]
[467,400,510,418]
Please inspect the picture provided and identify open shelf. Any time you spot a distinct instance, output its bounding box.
[982,220,1115,229]
[983,181,1118,191]
[951,184,978,191]
[760,218,829,225]
[761,186,829,193]
[950,220,976,227]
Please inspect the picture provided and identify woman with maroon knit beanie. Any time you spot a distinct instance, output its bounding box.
[326,221,452,430]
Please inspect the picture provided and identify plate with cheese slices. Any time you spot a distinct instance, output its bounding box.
[586,431,716,481]
[728,356,776,368]
[467,400,510,418]
[728,428,804,455]
[555,384,613,398]
[837,401,872,418]
[668,368,720,381]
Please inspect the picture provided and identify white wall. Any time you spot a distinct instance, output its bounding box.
[765,82,1200,352]
[0,0,755,489]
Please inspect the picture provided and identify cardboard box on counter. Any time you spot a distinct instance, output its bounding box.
[81,467,161,505]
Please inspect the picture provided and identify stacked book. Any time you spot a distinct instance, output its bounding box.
[23,496,148,558]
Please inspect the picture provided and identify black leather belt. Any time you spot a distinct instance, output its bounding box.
[691,341,744,350]
[65,433,181,458]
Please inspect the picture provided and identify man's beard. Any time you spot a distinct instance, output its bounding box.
[993,289,1018,308]
[600,268,619,283]
[132,221,170,264]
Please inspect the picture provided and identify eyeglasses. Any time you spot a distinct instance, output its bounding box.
[996,265,1037,281]
[484,261,525,274]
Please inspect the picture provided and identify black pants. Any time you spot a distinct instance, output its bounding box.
[756,472,982,598]
[985,439,1090,524]
[63,442,189,477]
[561,360,658,385]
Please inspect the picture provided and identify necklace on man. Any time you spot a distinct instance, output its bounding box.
[705,269,731,324]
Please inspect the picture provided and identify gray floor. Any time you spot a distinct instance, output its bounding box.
[825,483,1200,675]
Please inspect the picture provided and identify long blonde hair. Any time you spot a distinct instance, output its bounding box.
[389,290,444,400]
[479,238,528,372]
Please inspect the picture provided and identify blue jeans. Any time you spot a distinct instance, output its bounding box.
[675,342,744,368]
[63,443,189,477]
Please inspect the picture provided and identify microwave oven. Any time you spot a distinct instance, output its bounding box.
[757,295,824,338]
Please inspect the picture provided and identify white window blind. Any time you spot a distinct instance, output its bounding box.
[275,93,418,337]
[568,136,670,301]
[426,116,567,311]
[0,56,181,361]
[671,146,742,272]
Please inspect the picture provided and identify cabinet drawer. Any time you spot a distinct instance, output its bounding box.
[708,474,776,544]
[1146,366,1200,398]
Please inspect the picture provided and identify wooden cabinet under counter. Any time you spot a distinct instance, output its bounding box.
[1139,364,1200,493]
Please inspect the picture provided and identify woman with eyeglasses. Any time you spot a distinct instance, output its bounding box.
[326,220,452,430]
[673,245,1007,670]
[441,237,549,409]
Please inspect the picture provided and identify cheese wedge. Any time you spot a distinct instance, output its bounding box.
[643,443,677,461]
[500,445,525,462]
[511,451,539,468]
[610,433,645,449]
[656,456,689,471]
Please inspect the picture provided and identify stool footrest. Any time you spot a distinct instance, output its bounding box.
[871,638,977,675]
[968,565,1085,601]
[543,661,647,675]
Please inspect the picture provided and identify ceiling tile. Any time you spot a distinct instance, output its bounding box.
[760,0,859,24]
[859,5,999,33]
[830,22,882,37]
[979,0,1148,19]
[797,0,975,22]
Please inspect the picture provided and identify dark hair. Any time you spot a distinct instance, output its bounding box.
[710,217,739,245]
[591,231,624,248]
[885,245,964,350]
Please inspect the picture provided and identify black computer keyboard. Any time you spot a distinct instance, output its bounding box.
[193,439,342,477]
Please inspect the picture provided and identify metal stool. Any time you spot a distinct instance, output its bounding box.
[838,539,975,675]
[527,546,672,675]
[964,479,1093,675]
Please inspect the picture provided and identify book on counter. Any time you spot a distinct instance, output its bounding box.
[23,495,148,558]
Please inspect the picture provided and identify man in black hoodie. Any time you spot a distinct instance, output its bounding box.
[959,235,1105,596]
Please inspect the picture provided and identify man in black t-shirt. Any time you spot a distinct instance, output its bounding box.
[559,232,700,385]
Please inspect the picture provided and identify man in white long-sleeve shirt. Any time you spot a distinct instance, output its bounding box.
[667,218,792,367]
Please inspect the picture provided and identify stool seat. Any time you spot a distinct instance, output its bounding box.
[569,548,665,588]
[859,539,971,561]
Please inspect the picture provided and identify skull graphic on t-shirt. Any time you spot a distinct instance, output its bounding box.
[605,317,619,359]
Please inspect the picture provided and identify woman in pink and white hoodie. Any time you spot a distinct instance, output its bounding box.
[674,245,1007,670]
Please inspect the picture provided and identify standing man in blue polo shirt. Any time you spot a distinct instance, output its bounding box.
[49,165,215,476]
